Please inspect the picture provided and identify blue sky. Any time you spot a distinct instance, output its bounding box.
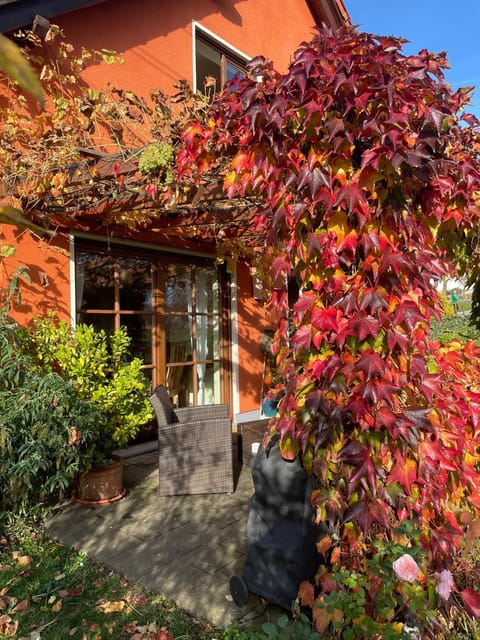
[347,0,480,117]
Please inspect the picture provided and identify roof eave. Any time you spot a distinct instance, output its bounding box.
[1,0,107,34]
[305,0,351,29]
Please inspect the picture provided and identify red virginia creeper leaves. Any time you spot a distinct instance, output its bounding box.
[461,589,480,619]
[177,22,480,571]
[387,455,418,496]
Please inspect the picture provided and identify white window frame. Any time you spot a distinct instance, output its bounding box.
[192,21,250,93]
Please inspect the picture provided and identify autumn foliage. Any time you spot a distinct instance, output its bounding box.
[178,22,480,629]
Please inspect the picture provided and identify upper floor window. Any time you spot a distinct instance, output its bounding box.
[194,25,248,95]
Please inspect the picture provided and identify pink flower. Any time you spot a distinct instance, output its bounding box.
[435,569,454,600]
[146,183,157,199]
[393,554,420,583]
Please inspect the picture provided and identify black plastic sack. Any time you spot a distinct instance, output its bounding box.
[230,442,321,611]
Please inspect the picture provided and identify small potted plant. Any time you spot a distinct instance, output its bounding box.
[25,313,153,504]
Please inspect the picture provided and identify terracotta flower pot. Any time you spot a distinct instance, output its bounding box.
[74,454,125,506]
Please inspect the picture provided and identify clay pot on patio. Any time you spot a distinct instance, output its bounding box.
[73,454,126,506]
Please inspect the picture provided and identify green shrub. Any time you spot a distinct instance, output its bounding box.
[0,323,101,518]
[24,314,153,462]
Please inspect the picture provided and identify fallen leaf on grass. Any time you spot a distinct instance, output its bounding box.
[51,600,63,612]
[11,552,31,567]
[123,622,158,637]
[11,597,30,613]
[58,590,69,598]
[0,614,18,637]
[149,628,174,640]
[97,600,126,613]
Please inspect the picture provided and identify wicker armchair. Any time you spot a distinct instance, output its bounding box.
[150,385,234,496]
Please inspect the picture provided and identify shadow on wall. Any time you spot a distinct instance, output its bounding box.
[3,230,71,324]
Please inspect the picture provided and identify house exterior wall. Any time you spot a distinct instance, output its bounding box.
[234,260,276,414]
[1,226,71,322]
[55,0,322,95]
[2,0,349,416]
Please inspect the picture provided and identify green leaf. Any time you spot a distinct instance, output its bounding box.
[0,245,16,258]
[261,622,279,638]
[276,614,289,629]
[0,33,45,107]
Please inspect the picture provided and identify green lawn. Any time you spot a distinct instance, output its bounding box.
[429,311,480,344]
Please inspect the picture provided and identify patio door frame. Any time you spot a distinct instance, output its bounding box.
[72,237,232,411]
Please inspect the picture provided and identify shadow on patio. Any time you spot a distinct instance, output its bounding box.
[45,443,280,629]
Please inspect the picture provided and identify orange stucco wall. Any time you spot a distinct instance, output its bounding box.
[235,261,275,413]
[4,0,320,414]
[55,0,319,95]
[0,227,71,325]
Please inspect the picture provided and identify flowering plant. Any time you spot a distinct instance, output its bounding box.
[297,520,464,639]
[393,555,421,584]
[435,570,454,601]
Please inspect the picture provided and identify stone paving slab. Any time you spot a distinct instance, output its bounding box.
[45,449,272,629]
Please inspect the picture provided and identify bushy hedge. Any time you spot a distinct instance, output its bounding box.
[0,322,102,518]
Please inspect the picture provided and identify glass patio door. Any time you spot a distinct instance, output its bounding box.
[75,243,225,408]
[164,263,222,407]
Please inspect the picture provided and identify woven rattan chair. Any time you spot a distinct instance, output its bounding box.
[150,385,234,496]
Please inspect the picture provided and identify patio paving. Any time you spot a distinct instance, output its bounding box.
[45,443,282,629]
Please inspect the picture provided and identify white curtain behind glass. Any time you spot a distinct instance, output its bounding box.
[196,268,208,404]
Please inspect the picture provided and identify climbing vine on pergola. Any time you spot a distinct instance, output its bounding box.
[0,25,263,254]
[5,19,480,634]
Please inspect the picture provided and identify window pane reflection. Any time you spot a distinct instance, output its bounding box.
[166,265,192,313]
[120,314,153,363]
[226,61,244,82]
[77,313,115,334]
[196,315,220,360]
[166,315,193,362]
[196,267,219,313]
[197,362,221,405]
[167,364,193,408]
[76,253,115,310]
[119,258,153,310]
